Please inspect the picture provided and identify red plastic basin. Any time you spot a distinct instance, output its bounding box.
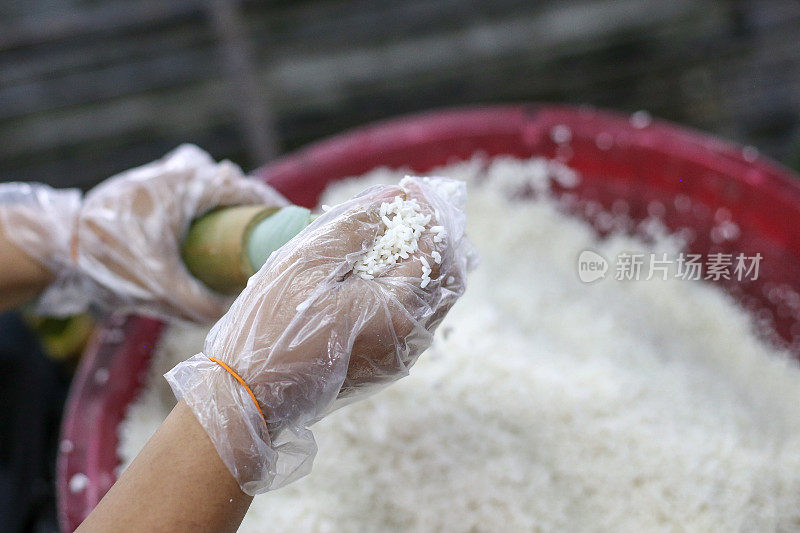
[56,105,800,531]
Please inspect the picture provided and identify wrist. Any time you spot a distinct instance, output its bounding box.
[165,353,280,495]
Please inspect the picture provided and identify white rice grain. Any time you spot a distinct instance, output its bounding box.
[353,195,434,287]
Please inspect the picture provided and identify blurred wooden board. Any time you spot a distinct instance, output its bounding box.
[0,0,799,188]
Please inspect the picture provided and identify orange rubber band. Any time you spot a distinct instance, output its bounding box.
[208,357,267,425]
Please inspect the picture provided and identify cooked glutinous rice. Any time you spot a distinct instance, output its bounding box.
[116,155,800,532]
[353,194,434,287]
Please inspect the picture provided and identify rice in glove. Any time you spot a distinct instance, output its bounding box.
[166,176,475,494]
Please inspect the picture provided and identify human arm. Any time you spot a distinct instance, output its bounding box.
[77,400,252,533]
[0,221,52,312]
[79,176,472,531]
[0,145,286,322]
[166,176,473,493]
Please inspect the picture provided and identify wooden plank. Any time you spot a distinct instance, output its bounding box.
[0,24,211,86]
[2,0,800,188]
[0,0,204,51]
[0,47,219,119]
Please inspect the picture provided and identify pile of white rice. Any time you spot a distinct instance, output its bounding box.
[117,156,800,532]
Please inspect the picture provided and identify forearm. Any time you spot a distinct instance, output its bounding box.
[77,400,253,533]
[0,223,52,312]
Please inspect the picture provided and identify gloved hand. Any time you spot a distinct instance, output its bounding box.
[0,145,286,322]
[165,176,474,494]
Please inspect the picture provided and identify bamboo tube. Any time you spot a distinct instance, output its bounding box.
[182,204,313,295]
[182,205,278,294]
[246,205,312,270]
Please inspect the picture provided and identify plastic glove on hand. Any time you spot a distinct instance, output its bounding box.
[0,145,286,322]
[167,176,474,494]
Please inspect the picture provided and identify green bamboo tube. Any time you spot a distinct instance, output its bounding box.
[182,205,277,294]
[182,204,313,295]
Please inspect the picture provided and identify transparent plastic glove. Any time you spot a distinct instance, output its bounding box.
[0,145,286,322]
[166,176,475,494]
[0,182,82,277]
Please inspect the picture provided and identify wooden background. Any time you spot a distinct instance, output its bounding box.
[1,0,799,190]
